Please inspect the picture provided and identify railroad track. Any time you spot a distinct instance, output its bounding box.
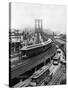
[53,70,63,85]
[13,76,32,88]
[48,65,63,85]
[40,63,61,86]
[13,61,52,87]
[37,63,53,86]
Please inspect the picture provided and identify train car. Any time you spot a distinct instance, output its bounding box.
[53,54,60,65]
[56,48,63,56]
[20,38,52,58]
[29,66,50,86]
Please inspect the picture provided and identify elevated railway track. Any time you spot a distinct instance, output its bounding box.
[10,44,56,80]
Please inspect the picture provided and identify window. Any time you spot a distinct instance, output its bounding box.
[57,51,61,53]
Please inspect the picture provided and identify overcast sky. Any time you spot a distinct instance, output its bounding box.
[11,3,66,34]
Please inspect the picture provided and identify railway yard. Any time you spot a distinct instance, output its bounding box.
[9,20,66,87]
[12,52,66,87]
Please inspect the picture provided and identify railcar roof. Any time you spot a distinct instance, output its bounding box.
[32,66,49,78]
[20,38,52,51]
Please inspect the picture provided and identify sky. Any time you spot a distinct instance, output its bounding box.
[11,2,66,34]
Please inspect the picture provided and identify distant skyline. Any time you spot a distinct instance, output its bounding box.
[11,3,66,34]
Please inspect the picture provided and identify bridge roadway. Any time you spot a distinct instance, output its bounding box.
[10,44,56,80]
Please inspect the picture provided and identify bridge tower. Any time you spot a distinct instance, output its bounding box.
[35,19,43,43]
[35,19,43,33]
